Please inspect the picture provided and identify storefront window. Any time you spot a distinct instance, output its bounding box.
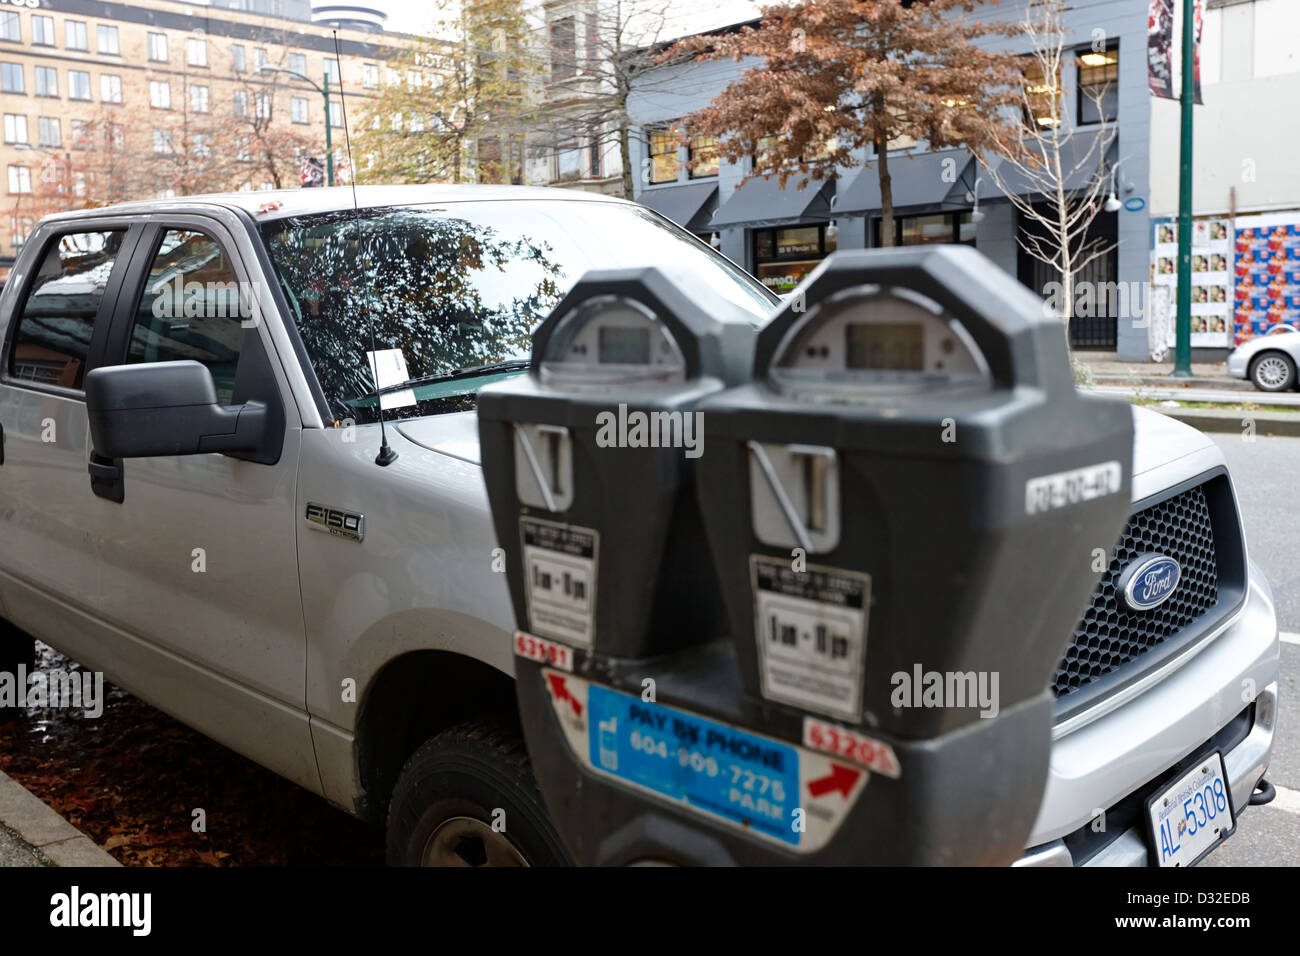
[753,224,837,294]
[875,211,975,248]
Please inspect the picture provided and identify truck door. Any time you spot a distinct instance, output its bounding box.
[85,214,319,793]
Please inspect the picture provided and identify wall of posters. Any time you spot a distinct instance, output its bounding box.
[1233,213,1300,344]
[1151,216,1232,347]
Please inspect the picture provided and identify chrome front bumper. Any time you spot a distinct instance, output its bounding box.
[1014,560,1280,867]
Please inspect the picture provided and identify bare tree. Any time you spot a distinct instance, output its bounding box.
[979,0,1119,332]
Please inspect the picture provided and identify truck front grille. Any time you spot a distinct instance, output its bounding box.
[1052,476,1242,705]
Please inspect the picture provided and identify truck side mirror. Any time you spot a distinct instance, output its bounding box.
[85,360,277,464]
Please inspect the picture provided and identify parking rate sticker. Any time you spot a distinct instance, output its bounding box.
[520,516,598,647]
[750,556,869,723]
[539,671,870,853]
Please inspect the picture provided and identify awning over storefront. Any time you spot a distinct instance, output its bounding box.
[636,182,718,233]
[833,149,974,215]
[709,177,833,229]
[980,130,1112,197]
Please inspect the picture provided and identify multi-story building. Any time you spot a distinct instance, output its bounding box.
[628,0,1300,362]
[0,0,409,273]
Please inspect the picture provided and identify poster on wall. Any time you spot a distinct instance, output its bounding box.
[1148,0,1203,104]
[1233,213,1300,345]
[1151,217,1232,348]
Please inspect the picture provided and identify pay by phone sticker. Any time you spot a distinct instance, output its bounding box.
[1024,460,1123,515]
[520,516,598,648]
[539,670,868,854]
[750,556,869,723]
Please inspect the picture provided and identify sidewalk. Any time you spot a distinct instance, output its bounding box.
[0,769,119,867]
[1076,351,1251,391]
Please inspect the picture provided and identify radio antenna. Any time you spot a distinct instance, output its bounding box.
[334,29,397,466]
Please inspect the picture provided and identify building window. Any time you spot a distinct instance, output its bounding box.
[289,53,306,77]
[187,37,207,67]
[1021,57,1062,129]
[8,165,31,194]
[70,120,91,149]
[104,123,122,150]
[233,90,248,117]
[152,128,172,155]
[555,143,581,180]
[1,62,22,94]
[193,133,211,158]
[150,80,170,109]
[231,44,246,73]
[69,71,91,101]
[589,138,602,179]
[362,63,378,89]
[38,117,60,148]
[100,74,122,104]
[190,85,209,113]
[1077,44,1119,125]
[753,225,838,293]
[0,12,19,44]
[31,16,54,47]
[324,58,340,84]
[291,96,308,124]
[255,92,271,120]
[98,25,119,55]
[11,214,33,250]
[873,211,976,248]
[551,16,576,80]
[4,114,28,145]
[254,48,267,72]
[148,32,167,62]
[35,66,56,97]
[66,21,88,51]
[688,132,718,179]
[648,125,680,184]
[328,101,342,128]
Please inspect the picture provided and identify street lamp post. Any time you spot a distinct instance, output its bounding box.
[1172,0,1196,377]
[257,65,335,186]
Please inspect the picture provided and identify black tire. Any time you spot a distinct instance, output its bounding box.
[0,620,35,717]
[385,718,570,867]
[1249,351,1297,392]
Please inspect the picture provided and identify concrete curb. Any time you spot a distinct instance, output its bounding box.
[1143,406,1300,437]
[0,769,120,867]
[1094,375,1251,392]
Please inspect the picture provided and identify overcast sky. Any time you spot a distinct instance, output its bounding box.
[368,0,763,41]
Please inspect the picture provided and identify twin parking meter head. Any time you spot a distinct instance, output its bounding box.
[477,266,755,659]
[692,245,1135,860]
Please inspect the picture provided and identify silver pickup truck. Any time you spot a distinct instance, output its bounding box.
[0,185,1279,866]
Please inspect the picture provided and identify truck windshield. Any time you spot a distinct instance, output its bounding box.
[260,200,777,424]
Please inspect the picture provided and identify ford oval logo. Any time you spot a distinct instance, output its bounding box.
[1117,553,1181,611]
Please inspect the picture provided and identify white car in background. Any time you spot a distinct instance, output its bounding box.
[1227,329,1300,391]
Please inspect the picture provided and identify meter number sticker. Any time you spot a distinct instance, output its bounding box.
[520,517,598,647]
[1024,461,1122,515]
[750,556,869,723]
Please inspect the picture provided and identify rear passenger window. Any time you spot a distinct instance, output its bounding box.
[9,230,126,390]
[128,229,245,405]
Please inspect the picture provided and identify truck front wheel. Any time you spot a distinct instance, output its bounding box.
[385,718,570,867]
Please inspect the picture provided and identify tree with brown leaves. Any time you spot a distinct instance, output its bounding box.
[664,0,1026,246]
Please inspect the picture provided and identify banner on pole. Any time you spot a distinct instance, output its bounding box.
[1149,0,1204,103]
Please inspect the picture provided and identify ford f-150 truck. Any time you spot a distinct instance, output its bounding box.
[0,186,1279,866]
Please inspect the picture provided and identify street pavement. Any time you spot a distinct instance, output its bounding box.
[0,823,44,867]
[1202,433,1300,866]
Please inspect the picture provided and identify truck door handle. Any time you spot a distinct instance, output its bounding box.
[88,452,124,503]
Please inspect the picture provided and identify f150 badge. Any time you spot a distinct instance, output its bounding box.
[305,502,365,542]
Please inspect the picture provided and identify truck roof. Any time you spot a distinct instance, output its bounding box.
[39,184,632,225]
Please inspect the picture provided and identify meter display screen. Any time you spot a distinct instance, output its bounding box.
[845,322,924,371]
[598,325,651,365]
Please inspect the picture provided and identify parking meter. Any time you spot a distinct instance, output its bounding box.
[480,247,1134,866]
[477,267,754,660]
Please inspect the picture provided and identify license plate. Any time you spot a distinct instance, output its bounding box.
[1146,751,1235,867]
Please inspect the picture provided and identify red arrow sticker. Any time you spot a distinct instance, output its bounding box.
[547,673,583,717]
[806,762,861,799]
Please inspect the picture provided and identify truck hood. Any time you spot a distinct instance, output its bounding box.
[396,405,1214,484]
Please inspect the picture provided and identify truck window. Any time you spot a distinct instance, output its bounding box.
[9,229,127,390]
[126,229,244,405]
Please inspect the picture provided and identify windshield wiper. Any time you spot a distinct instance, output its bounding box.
[372,359,531,396]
